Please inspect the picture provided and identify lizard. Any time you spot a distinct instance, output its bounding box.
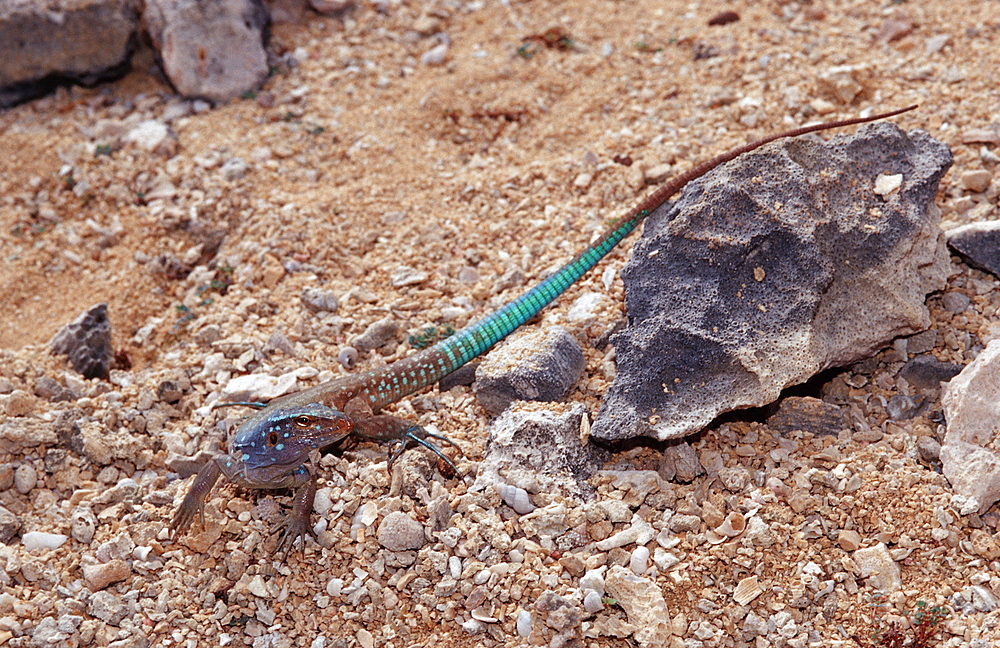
[170,105,917,553]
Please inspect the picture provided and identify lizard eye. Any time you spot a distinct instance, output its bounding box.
[293,415,311,427]
[267,431,279,446]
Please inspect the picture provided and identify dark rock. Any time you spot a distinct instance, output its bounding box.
[658,442,704,483]
[885,394,927,421]
[767,396,850,436]
[50,303,113,380]
[0,0,140,108]
[32,376,78,402]
[899,354,963,393]
[593,122,951,442]
[438,362,478,391]
[474,326,585,415]
[144,0,270,102]
[476,403,608,500]
[947,220,1000,279]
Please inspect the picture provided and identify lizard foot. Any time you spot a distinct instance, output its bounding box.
[387,426,463,475]
[272,514,314,556]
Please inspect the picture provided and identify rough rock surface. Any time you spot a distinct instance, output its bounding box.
[941,338,1000,513]
[49,303,113,380]
[0,0,140,107]
[947,220,1000,279]
[476,403,608,499]
[593,123,952,442]
[144,0,270,102]
[604,565,672,648]
[474,325,585,415]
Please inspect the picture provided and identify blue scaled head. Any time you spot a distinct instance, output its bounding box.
[229,401,353,472]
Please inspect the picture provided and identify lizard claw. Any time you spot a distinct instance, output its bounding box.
[387,426,463,475]
[272,514,313,556]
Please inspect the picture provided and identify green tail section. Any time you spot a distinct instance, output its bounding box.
[431,211,648,370]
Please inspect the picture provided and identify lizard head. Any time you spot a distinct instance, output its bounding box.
[228,402,353,476]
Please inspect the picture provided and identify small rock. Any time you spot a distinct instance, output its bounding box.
[421,42,450,66]
[960,169,993,193]
[22,531,67,551]
[144,0,270,102]
[376,511,425,551]
[925,33,952,54]
[124,120,175,155]
[221,372,298,403]
[941,291,971,312]
[220,157,249,181]
[916,435,942,463]
[83,560,131,590]
[644,163,672,185]
[899,355,963,393]
[14,464,37,494]
[87,591,128,625]
[853,543,902,591]
[390,266,428,287]
[837,529,863,551]
[4,389,34,417]
[301,287,339,313]
[659,443,703,483]
[474,326,584,415]
[582,590,604,613]
[50,303,114,380]
[351,317,400,352]
[733,575,762,605]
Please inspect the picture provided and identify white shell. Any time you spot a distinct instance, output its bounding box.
[715,511,747,538]
[495,483,535,514]
[733,575,763,606]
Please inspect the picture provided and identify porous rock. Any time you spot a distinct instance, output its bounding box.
[50,303,114,380]
[144,0,270,102]
[941,339,1000,513]
[604,565,672,648]
[946,220,1000,279]
[0,0,140,108]
[376,511,425,551]
[474,325,585,415]
[853,542,902,592]
[475,403,608,500]
[594,122,951,442]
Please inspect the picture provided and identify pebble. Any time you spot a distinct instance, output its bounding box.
[960,169,993,193]
[338,346,359,368]
[376,511,425,551]
[221,372,298,402]
[71,508,98,544]
[516,610,533,637]
[220,157,249,181]
[421,42,450,66]
[301,286,339,313]
[351,317,400,351]
[0,506,21,543]
[837,529,863,551]
[82,560,130,590]
[873,173,903,196]
[941,291,971,312]
[391,266,428,287]
[579,568,606,596]
[14,464,37,494]
[87,591,128,625]
[22,531,68,551]
[5,390,34,417]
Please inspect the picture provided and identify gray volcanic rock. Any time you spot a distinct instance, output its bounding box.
[474,326,585,415]
[946,220,1000,279]
[593,122,952,442]
[50,303,114,381]
[144,0,270,102]
[0,0,140,108]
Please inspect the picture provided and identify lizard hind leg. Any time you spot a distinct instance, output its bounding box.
[353,414,463,475]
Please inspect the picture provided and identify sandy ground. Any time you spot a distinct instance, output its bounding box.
[2,0,1000,646]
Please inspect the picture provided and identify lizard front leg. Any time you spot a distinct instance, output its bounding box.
[170,456,223,538]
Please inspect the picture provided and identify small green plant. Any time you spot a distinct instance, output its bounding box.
[95,144,112,156]
[864,597,950,648]
[408,325,456,349]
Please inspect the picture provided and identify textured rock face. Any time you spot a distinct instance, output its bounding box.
[593,123,952,442]
[947,220,1000,279]
[50,303,114,380]
[144,0,270,102]
[0,0,140,107]
[474,326,585,415]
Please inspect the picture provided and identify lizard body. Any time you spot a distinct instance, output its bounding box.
[171,106,916,552]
